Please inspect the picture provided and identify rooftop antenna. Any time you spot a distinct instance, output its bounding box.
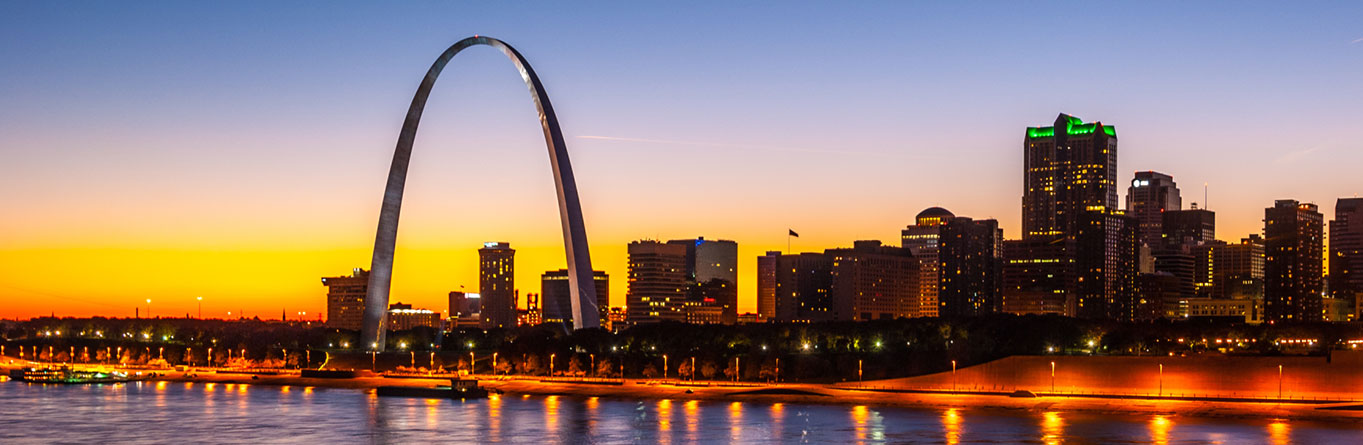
[1204,182,1209,210]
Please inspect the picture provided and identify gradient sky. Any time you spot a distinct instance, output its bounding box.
[2,2,1361,320]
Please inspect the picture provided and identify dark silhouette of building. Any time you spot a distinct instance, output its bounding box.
[542,269,608,329]
[666,237,739,324]
[1213,235,1265,300]
[1331,198,1363,317]
[626,240,689,324]
[769,252,835,323]
[1007,114,1138,320]
[1162,207,1215,246]
[448,291,480,317]
[1264,200,1324,322]
[1127,171,1181,248]
[323,268,369,331]
[1151,206,1218,311]
[479,242,517,329]
[1002,237,1075,315]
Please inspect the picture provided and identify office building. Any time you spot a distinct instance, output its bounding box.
[828,241,919,321]
[1212,235,1266,300]
[479,242,517,329]
[386,303,441,331]
[666,237,739,324]
[448,291,480,317]
[756,251,780,320]
[902,207,951,317]
[1022,113,1118,238]
[626,240,689,324]
[542,269,609,328]
[322,268,369,331]
[1127,171,1181,248]
[1331,198,1363,316]
[770,252,835,323]
[1263,200,1324,322]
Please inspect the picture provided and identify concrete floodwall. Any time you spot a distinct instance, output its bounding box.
[851,351,1363,401]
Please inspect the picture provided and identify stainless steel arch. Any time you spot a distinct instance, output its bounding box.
[361,36,600,351]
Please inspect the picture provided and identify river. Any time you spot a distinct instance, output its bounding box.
[0,379,1357,443]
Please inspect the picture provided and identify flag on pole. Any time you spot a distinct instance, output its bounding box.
[788,229,799,237]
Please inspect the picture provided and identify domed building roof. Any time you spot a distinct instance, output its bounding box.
[916,206,955,220]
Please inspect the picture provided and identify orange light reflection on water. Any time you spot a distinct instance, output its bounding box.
[1149,415,1172,445]
[1268,420,1290,445]
[487,394,502,442]
[1041,412,1064,445]
[657,399,673,444]
[728,401,742,442]
[545,395,560,433]
[942,408,962,445]
[852,405,868,441]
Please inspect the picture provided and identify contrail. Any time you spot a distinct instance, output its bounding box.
[575,135,918,158]
[1352,37,1363,44]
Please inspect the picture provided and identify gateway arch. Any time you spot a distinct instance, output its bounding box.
[361,36,600,351]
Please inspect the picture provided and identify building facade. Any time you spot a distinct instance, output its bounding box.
[386,303,441,331]
[1126,171,1181,248]
[626,240,689,324]
[479,242,518,329]
[542,269,609,329]
[756,251,780,320]
[828,241,919,321]
[323,268,369,331]
[1263,200,1324,322]
[666,237,739,324]
[1331,198,1363,316]
[902,207,952,317]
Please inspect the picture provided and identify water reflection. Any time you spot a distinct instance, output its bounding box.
[1268,420,1291,445]
[1041,411,1064,445]
[941,408,962,445]
[1149,415,1172,445]
[0,383,1350,444]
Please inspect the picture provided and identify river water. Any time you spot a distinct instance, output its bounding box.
[0,379,1357,443]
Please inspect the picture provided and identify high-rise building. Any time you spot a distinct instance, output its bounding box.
[905,208,1003,318]
[1330,198,1363,316]
[1264,200,1324,322]
[828,241,919,321]
[479,242,517,329]
[756,251,780,319]
[626,240,689,324]
[448,291,480,317]
[1162,207,1215,246]
[666,237,739,324]
[1126,171,1181,248]
[938,217,1003,317]
[542,269,608,329]
[521,292,541,326]
[322,268,369,331]
[902,207,952,317]
[771,252,834,323]
[1022,113,1118,238]
[1008,114,1137,320]
[1002,238,1075,315]
[1213,235,1265,300]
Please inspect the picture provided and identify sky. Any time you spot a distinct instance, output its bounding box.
[2,2,1361,320]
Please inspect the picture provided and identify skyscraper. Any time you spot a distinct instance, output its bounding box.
[479,242,517,329]
[904,208,1003,318]
[902,207,952,317]
[1264,200,1324,322]
[1331,198,1363,316]
[1022,113,1118,238]
[1162,207,1215,246]
[542,269,608,329]
[322,268,369,331]
[626,240,689,324]
[1214,235,1265,300]
[1127,171,1181,248]
[1008,113,1137,320]
[666,237,739,324]
[756,251,780,320]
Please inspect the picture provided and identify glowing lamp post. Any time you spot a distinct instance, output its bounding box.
[858,359,864,382]
[469,351,475,374]
[1158,364,1163,397]
[550,353,556,376]
[196,296,203,319]
[1050,361,1056,393]
[951,360,957,390]
[493,352,499,375]
[1278,364,1284,399]
[663,355,669,381]
[589,354,595,377]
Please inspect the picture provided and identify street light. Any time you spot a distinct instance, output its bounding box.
[1050,361,1056,393]
[663,355,669,381]
[951,360,957,390]
[589,354,596,377]
[146,299,152,318]
[469,351,475,375]
[1278,364,1284,399]
[493,352,499,375]
[196,296,203,319]
[550,353,556,376]
[1158,364,1163,396]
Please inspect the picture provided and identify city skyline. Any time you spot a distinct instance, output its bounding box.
[4,3,1363,320]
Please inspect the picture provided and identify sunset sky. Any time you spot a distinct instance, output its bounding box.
[3,2,1361,320]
